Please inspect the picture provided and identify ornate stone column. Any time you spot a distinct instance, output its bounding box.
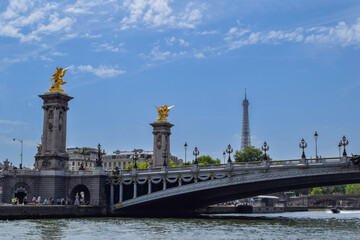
[150,121,174,168]
[35,92,73,170]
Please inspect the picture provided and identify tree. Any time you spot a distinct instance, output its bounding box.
[345,184,360,194]
[196,155,221,165]
[310,187,323,195]
[233,146,271,162]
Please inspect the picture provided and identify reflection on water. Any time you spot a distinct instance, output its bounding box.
[0,211,359,240]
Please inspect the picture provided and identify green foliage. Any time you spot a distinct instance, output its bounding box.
[345,184,360,194]
[126,161,149,169]
[233,146,271,162]
[169,159,177,167]
[197,155,221,165]
[310,187,323,195]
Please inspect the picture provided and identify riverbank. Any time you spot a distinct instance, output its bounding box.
[0,205,107,220]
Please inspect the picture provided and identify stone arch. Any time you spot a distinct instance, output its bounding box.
[70,184,90,205]
[12,182,32,204]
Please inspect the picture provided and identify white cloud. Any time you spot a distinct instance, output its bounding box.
[95,42,125,53]
[225,18,360,50]
[120,0,205,30]
[149,46,171,60]
[77,64,126,78]
[194,52,205,59]
[0,120,28,125]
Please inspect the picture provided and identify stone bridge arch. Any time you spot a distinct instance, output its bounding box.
[12,182,32,204]
[70,184,90,204]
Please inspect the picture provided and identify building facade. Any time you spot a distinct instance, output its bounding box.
[67,147,97,171]
[102,149,179,170]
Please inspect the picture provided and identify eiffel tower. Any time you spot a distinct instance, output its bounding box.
[241,89,251,151]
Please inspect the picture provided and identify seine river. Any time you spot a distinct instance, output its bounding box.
[1,211,360,239]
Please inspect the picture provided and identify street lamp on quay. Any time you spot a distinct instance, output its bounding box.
[184,142,187,165]
[222,151,226,164]
[13,138,23,169]
[341,135,349,157]
[338,141,342,158]
[226,144,233,163]
[314,131,318,159]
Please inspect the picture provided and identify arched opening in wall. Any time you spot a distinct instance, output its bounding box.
[70,185,90,205]
[14,187,28,204]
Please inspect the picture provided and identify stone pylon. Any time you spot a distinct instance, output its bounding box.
[150,121,174,168]
[35,92,73,170]
[241,89,251,151]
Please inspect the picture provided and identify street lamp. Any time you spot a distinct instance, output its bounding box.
[226,144,233,163]
[299,138,307,159]
[13,138,23,169]
[184,142,187,165]
[222,151,226,164]
[133,151,139,169]
[193,147,199,165]
[261,141,269,161]
[314,131,318,159]
[96,143,103,167]
[338,141,342,158]
[341,135,349,157]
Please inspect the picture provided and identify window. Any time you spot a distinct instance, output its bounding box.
[104,163,107,167]
[109,162,112,168]
[78,162,80,166]
[72,162,75,166]
[72,167,74,171]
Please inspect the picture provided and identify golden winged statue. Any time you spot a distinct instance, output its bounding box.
[154,105,174,122]
[48,67,68,93]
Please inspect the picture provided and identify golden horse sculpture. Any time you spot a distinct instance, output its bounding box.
[155,105,174,122]
[48,67,68,93]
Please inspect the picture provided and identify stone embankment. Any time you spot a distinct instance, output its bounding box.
[0,205,107,220]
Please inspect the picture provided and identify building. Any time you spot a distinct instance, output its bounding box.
[241,89,251,151]
[102,149,179,170]
[67,147,97,171]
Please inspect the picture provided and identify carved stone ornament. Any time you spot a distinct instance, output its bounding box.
[156,135,162,150]
[42,160,51,167]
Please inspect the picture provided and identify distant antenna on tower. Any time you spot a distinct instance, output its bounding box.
[241,89,251,151]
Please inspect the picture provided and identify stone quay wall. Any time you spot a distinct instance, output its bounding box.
[0,205,107,220]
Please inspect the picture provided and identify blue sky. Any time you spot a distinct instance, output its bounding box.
[0,0,360,168]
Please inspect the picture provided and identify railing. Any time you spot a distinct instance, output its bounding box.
[105,156,348,178]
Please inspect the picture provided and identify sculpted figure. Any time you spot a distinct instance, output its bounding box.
[48,67,68,93]
[154,105,174,121]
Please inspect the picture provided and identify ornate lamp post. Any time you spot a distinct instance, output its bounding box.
[338,141,342,158]
[314,131,318,159]
[193,147,199,165]
[299,138,307,159]
[184,142,187,165]
[162,152,168,167]
[261,141,269,161]
[222,151,226,164]
[13,138,23,169]
[341,135,349,157]
[133,151,139,169]
[226,144,233,163]
[96,143,103,167]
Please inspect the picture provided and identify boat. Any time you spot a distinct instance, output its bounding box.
[331,208,340,214]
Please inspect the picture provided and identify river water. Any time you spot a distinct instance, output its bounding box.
[1,210,360,239]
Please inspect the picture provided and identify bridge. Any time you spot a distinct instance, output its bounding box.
[108,156,360,216]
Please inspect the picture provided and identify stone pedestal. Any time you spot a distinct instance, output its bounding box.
[150,121,174,168]
[35,92,73,171]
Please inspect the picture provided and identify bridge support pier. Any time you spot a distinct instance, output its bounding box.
[110,184,114,207]
[133,183,137,198]
[178,178,182,187]
[119,183,123,203]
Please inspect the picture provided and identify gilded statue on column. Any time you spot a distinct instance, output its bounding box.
[48,67,68,93]
[154,105,174,122]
